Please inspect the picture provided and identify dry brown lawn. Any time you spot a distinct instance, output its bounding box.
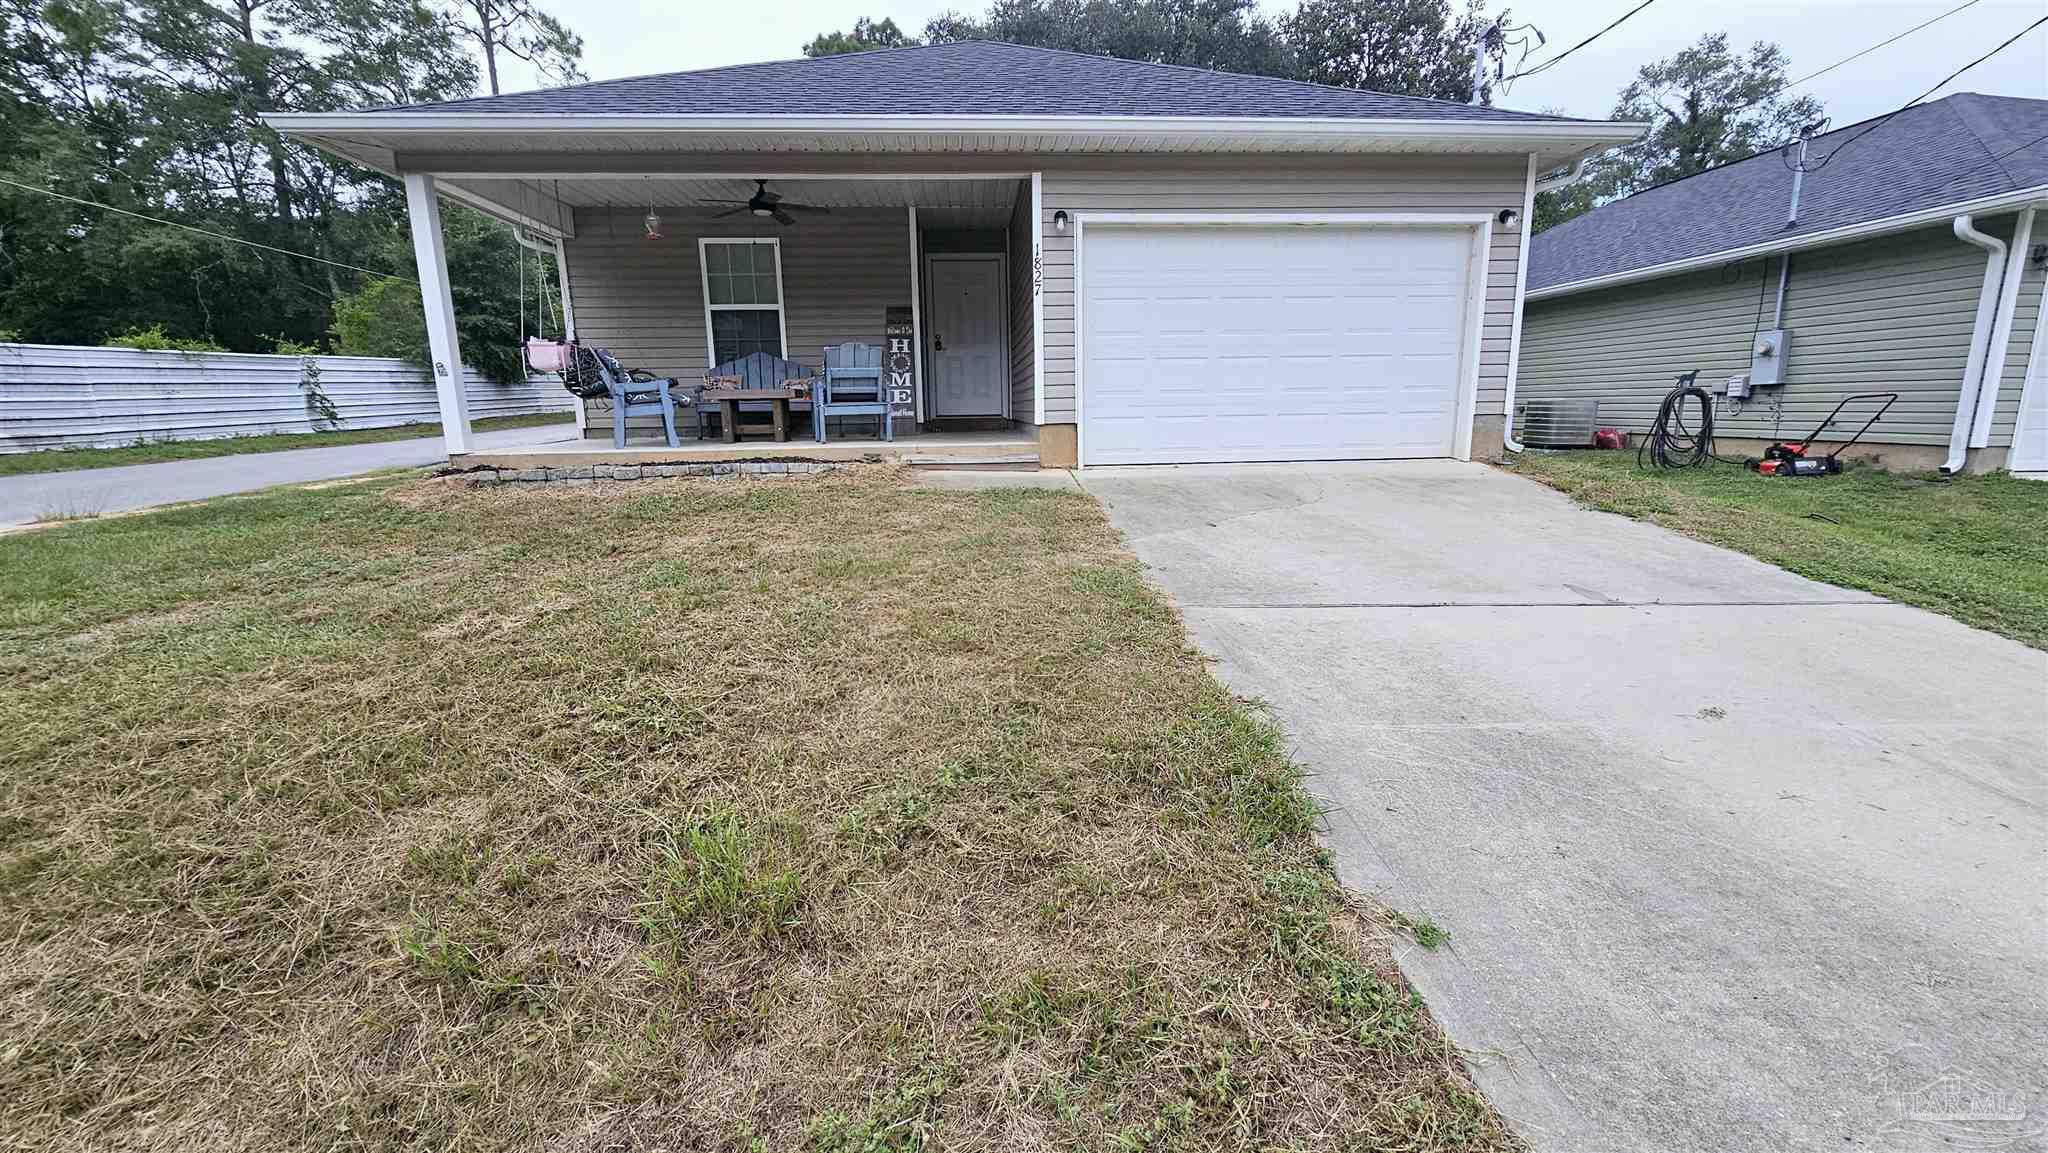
[0,466,1515,1152]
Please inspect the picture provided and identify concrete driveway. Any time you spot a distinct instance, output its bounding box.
[0,421,580,527]
[1080,461,2047,1153]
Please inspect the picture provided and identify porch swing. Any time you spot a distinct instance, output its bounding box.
[518,190,687,447]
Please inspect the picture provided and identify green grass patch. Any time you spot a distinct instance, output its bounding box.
[0,411,573,476]
[1508,452,2048,649]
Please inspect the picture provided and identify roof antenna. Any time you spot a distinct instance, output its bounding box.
[1785,119,1830,228]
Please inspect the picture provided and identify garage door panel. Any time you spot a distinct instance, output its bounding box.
[1081,224,1471,465]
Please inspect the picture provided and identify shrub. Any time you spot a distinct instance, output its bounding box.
[104,325,225,353]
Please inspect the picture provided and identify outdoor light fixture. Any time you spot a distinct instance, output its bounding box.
[1497,207,1522,230]
[1053,210,1069,232]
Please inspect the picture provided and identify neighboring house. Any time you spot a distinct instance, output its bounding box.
[1518,94,2048,477]
[268,41,1639,467]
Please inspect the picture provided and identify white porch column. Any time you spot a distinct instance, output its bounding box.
[402,173,472,456]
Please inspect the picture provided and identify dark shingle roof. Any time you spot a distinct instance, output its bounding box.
[370,39,1571,122]
[1530,94,2048,293]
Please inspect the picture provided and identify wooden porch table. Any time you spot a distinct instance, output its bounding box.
[701,387,802,443]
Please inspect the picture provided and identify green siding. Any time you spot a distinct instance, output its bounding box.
[1520,217,2027,449]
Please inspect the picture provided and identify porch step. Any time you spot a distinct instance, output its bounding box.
[903,453,1042,470]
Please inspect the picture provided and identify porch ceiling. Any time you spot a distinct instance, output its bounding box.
[445,175,1021,234]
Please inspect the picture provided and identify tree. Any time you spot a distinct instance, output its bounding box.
[922,0,1292,77]
[437,0,582,95]
[1535,33,1823,231]
[0,0,558,367]
[803,16,916,57]
[1282,0,1495,103]
[331,202,555,383]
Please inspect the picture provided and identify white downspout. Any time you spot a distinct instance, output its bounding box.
[1534,155,1591,195]
[1972,207,2034,448]
[1947,215,2009,474]
[1502,153,1540,453]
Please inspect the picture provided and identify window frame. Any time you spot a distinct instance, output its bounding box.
[697,236,790,368]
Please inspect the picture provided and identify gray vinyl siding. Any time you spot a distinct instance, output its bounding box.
[1006,184,1036,422]
[1038,154,1528,426]
[563,206,909,433]
[1519,218,2021,447]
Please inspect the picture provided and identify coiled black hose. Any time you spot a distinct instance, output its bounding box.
[1638,370,1717,470]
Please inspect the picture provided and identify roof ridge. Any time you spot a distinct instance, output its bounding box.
[947,39,1571,120]
[1943,92,2026,186]
[376,38,1573,121]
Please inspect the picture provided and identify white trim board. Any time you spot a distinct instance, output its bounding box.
[1030,171,1045,426]
[908,206,925,425]
[1069,211,1494,226]
[1069,213,1489,468]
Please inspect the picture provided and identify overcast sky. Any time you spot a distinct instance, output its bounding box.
[492,0,2047,127]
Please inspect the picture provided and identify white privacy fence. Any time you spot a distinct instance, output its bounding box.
[0,342,577,453]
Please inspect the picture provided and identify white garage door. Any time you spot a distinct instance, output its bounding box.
[1080,224,1474,466]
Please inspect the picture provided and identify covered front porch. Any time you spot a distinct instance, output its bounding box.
[395,168,1044,465]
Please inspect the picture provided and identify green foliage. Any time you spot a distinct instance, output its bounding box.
[103,325,225,352]
[1535,33,1825,231]
[1283,0,1489,102]
[804,16,918,57]
[922,0,1294,79]
[0,0,577,366]
[331,278,426,362]
[440,0,585,95]
[840,0,1501,100]
[328,203,547,383]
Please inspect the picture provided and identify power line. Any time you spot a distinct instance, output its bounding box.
[0,175,417,283]
[1797,14,2048,172]
[1502,0,1660,82]
[1784,0,1985,90]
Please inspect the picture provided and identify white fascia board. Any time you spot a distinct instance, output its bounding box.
[263,110,1645,151]
[1529,185,2048,301]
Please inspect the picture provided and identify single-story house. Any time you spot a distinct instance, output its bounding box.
[268,41,1640,468]
[1517,93,2048,477]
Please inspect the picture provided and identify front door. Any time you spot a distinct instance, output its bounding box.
[926,254,1007,418]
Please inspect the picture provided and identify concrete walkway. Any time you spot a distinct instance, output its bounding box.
[0,422,580,526]
[1081,461,2047,1153]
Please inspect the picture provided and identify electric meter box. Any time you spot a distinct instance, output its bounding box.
[1751,328,1791,387]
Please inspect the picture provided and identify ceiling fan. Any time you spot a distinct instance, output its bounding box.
[700,180,831,226]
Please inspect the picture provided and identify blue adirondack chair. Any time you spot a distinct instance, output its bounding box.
[814,343,891,443]
[565,344,682,449]
[701,351,817,440]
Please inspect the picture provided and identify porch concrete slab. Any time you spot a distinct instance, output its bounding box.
[1080,461,2048,1153]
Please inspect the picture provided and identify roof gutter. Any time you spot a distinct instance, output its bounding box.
[1533,154,1592,194]
[1529,184,2048,301]
[265,110,1644,142]
[1946,214,2008,475]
